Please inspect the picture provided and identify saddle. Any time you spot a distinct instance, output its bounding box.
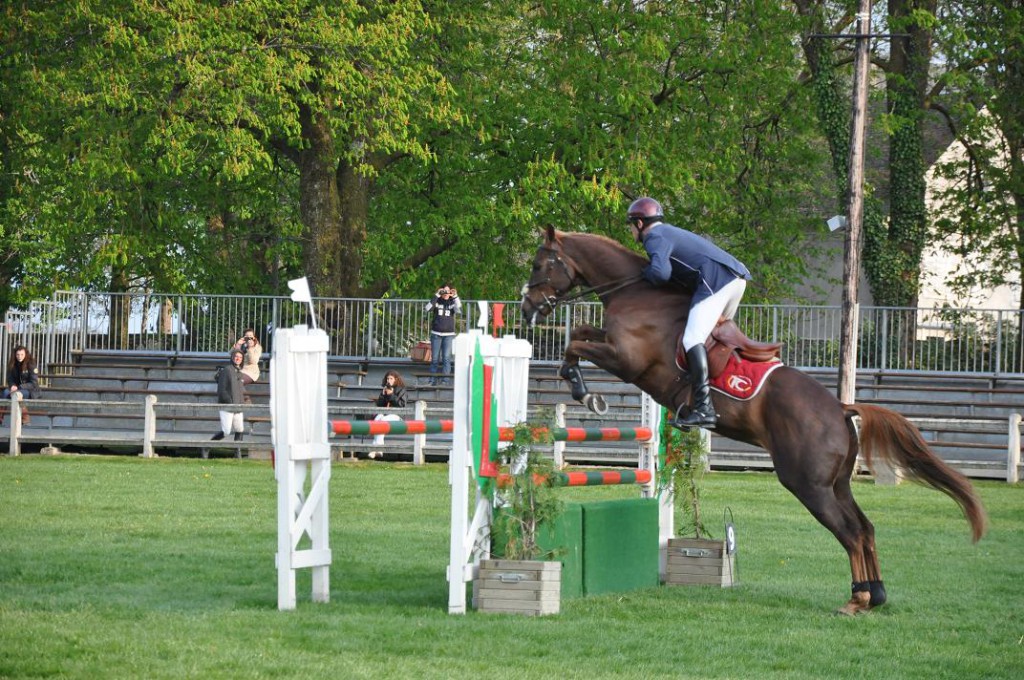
[677,319,783,379]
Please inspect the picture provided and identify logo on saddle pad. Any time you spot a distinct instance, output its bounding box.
[710,354,783,400]
[725,373,754,395]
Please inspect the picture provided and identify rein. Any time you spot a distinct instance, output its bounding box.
[524,244,643,313]
[557,274,644,304]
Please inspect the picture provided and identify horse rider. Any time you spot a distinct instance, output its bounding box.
[627,197,751,430]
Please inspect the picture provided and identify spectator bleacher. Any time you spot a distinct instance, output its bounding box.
[3,348,1024,479]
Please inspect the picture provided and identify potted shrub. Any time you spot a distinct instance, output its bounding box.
[475,422,564,615]
[659,420,736,587]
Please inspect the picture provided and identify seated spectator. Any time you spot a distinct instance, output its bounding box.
[369,370,407,459]
[232,328,262,385]
[212,348,246,442]
[2,345,40,425]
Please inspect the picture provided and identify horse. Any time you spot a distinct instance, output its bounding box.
[520,226,987,615]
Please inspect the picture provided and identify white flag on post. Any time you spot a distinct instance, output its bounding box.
[288,277,312,303]
[476,300,489,331]
[287,276,317,329]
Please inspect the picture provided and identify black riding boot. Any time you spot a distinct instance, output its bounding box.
[672,345,718,430]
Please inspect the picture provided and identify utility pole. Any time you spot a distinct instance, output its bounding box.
[837,0,872,405]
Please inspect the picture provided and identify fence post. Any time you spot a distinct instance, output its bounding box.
[1008,413,1020,484]
[143,395,157,459]
[175,295,184,354]
[995,310,1004,375]
[413,399,426,465]
[553,402,566,469]
[9,396,21,456]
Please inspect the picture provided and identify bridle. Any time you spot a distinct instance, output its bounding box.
[522,243,643,317]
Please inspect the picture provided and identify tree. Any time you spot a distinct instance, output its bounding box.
[859,0,936,308]
[0,0,458,303]
[793,0,938,309]
[929,0,1024,311]
[4,1,845,308]
[367,0,832,301]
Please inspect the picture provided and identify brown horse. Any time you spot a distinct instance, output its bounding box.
[521,227,987,615]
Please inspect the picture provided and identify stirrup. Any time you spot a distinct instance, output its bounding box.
[671,408,718,430]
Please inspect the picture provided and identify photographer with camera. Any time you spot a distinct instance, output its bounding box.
[231,328,263,384]
[425,284,461,385]
[368,370,407,459]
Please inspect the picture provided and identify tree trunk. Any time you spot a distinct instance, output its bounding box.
[336,158,370,296]
[795,0,850,195]
[295,103,374,299]
[863,0,935,310]
[297,105,346,298]
[109,266,131,350]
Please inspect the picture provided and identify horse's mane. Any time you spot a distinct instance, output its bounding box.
[552,228,691,308]
[555,229,648,272]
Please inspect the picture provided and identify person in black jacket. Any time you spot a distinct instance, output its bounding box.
[425,284,461,385]
[212,348,246,442]
[369,370,407,459]
[2,345,40,425]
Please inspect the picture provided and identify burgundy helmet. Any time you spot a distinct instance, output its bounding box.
[626,197,664,224]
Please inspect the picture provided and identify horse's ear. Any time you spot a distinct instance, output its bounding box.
[542,224,557,243]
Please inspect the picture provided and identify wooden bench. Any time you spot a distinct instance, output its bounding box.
[328,358,370,385]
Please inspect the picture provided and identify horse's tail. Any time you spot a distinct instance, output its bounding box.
[846,403,987,543]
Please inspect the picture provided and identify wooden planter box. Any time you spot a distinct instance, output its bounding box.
[665,537,737,587]
[474,559,561,616]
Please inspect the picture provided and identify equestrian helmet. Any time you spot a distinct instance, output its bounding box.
[626,197,664,224]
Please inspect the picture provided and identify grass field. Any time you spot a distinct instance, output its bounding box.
[1,455,1022,679]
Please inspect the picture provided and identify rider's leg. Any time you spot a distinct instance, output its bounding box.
[674,344,716,428]
[673,279,746,429]
[718,278,747,321]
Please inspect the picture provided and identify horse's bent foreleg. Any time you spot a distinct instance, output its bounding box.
[566,325,608,343]
[558,363,592,402]
[558,325,621,415]
[558,364,607,414]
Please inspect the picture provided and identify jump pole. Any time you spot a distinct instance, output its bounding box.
[272,325,332,610]
[330,418,652,442]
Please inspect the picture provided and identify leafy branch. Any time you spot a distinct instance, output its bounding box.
[657,418,710,539]
[492,421,563,561]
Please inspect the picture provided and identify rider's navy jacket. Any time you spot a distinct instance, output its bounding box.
[640,222,751,307]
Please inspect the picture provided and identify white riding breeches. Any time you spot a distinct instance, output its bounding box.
[682,277,747,351]
[219,410,244,435]
[373,412,402,445]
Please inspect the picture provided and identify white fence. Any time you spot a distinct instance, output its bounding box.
[4,291,1024,377]
[4,394,1023,482]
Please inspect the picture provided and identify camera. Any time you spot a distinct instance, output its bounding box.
[239,339,250,353]
[439,288,450,296]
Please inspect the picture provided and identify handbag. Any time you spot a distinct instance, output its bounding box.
[409,341,432,363]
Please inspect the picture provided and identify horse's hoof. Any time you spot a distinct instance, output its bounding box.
[583,394,608,415]
[836,602,872,616]
[836,592,872,616]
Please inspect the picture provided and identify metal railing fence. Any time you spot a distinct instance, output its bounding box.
[0,291,1021,378]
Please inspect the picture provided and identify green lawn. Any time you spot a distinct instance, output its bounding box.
[1,455,1021,679]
